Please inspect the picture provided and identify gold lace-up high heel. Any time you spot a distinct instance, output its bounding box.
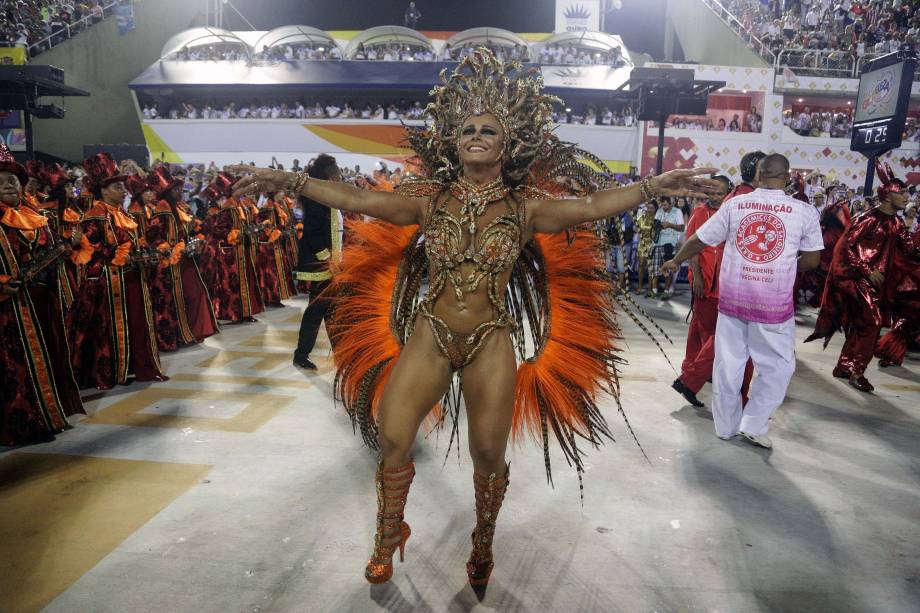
[365,460,415,584]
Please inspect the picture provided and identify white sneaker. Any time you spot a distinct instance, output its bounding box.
[740,432,773,449]
[717,432,738,441]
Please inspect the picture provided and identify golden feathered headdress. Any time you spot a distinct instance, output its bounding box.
[406,48,560,185]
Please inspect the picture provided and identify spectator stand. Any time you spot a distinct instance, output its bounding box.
[251,26,341,62]
[159,26,251,62]
[442,28,530,62]
[9,0,120,59]
[697,0,777,63]
[343,25,434,61]
[533,30,631,68]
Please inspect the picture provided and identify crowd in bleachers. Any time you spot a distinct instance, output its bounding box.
[140,96,641,127]
[720,0,919,70]
[0,0,115,57]
[783,106,919,140]
[536,43,627,66]
[165,39,630,66]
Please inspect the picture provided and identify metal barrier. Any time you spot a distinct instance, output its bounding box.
[698,0,776,63]
[775,48,856,79]
[25,1,118,59]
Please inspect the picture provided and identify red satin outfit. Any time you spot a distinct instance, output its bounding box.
[807,208,916,375]
[875,226,920,365]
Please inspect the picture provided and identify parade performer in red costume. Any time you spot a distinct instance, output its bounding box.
[126,174,157,238]
[200,172,264,323]
[37,164,90,312]
[275,190,300,286]
[0,145,84,445]
[806,161,917,392]
[254,194,294,306]
[672,175,754,408]
[231,50,721,592]
[875,191,920,367]
[798,187,852,307]
[144,167,218,350]
[144,167,198,351]
[68,153,167,389]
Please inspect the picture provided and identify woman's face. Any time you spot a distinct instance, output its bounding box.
[458,113,505,168]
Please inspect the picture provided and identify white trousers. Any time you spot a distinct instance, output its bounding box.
[712,313,797,438]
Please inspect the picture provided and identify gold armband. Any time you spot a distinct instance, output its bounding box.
[315,249,331,261]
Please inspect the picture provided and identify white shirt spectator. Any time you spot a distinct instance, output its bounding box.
[655,206,684,246]
[326,104,341,118]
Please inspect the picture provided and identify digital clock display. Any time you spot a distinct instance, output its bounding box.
[857,125,889,145]
[851,120,901,151]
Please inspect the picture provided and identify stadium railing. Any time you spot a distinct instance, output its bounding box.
[26,1,118,59]
[697,0,776,64]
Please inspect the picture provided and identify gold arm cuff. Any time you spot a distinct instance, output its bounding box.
[315,249,331,261]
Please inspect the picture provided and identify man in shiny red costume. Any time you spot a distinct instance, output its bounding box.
[68,153,168,389]
[672,175,754,407]
[0,145,84,445]
[875,213,920,367]
[200,172,265,323]
[806,161,917,392]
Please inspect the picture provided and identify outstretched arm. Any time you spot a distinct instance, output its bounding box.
[527,168,720,234]
[660,234,707,276]
[229,166,426,226]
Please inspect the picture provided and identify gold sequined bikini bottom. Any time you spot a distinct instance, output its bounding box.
[419,303,511,371]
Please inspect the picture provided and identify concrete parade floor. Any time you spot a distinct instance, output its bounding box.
[1,292,918,613]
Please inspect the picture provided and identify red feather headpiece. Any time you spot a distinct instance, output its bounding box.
[0,143,28,185]
[875,159,906,200]
[82,152,127,192]
[147,166,183,197]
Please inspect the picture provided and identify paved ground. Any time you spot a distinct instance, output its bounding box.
[2,291,918,613]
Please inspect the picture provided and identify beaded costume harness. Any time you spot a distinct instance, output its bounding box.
[418,175,524,370]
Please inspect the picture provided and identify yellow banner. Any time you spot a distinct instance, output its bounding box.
[0,47,27,65]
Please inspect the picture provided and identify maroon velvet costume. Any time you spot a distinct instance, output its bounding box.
[806,208,917,376]
[146,200,198,351]
[201,198,265,322]
[254,202,293,306]
[1,200,82,445]
[68,201,166,389]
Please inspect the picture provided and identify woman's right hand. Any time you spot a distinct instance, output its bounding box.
[228,165,296,198]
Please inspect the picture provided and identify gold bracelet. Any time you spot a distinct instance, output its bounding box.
[289,172,310,194]
[639,176,658,202]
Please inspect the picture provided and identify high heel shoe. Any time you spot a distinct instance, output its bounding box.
[467,465,510,593]
[365,460,415,584]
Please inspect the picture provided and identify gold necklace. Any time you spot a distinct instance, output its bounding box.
[450,175,508,236]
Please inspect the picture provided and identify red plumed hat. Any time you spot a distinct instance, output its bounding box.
[0,143,28,185]
[147,166,183,197]
[82,152,127,192]
[24,159,46,180]
[789,173,809,203]
[124,174,154,198]
[204,171,236,201]
[41,163,75,190]
[875,159,906,200]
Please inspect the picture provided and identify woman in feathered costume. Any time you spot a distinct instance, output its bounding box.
[231,49,718,590]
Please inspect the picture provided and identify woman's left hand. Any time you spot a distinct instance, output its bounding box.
[651,168,721,198]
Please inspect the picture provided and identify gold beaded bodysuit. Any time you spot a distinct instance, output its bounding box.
[420,176,523,370]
